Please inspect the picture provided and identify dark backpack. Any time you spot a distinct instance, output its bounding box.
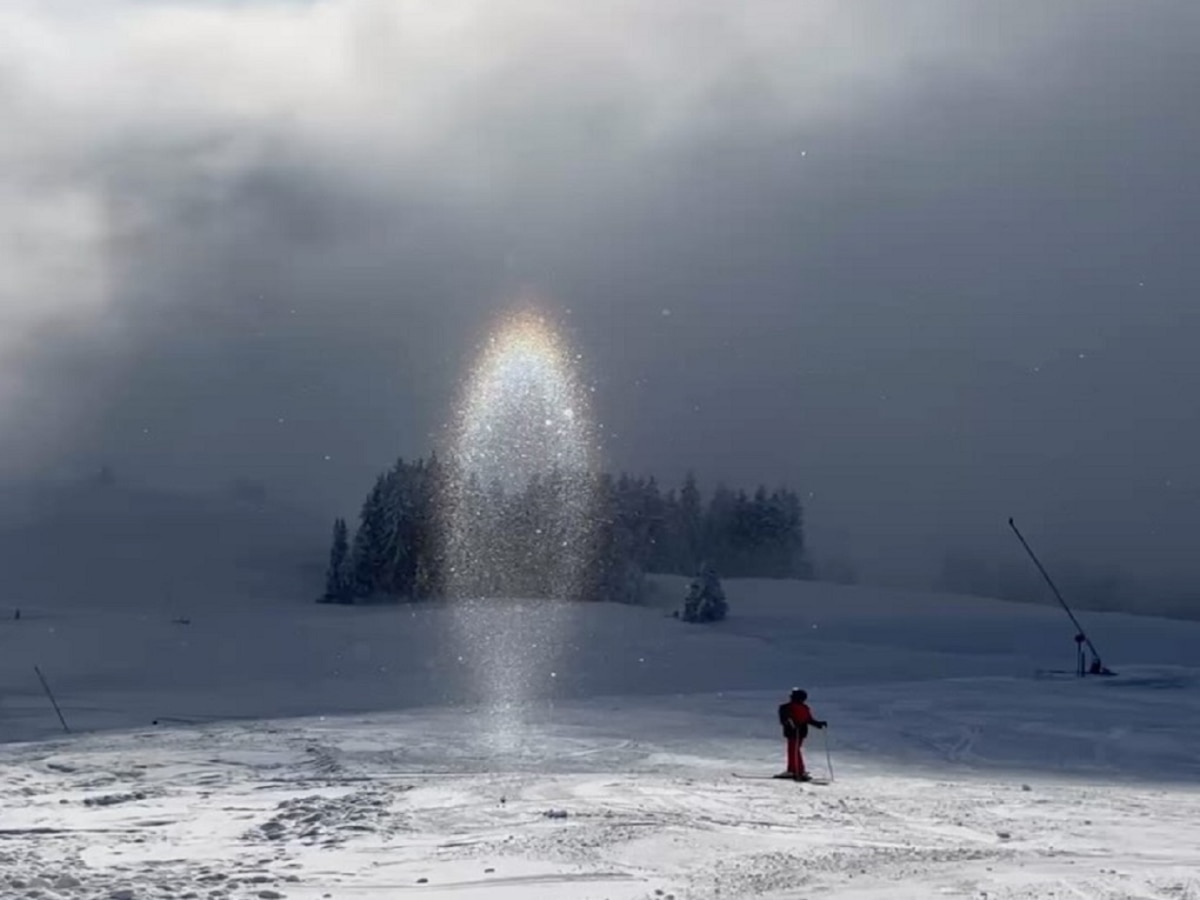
[778,702,807,739]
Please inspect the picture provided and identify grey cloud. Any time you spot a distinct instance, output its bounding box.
[1,0,1198,601]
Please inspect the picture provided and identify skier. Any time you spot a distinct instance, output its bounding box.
[776,688,827,781]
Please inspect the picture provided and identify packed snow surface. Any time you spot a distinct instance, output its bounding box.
[3,575,1199,899]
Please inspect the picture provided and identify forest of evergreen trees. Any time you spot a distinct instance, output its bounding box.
[322,455,811,605]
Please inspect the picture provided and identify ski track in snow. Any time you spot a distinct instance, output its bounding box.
[2,695,1199,900]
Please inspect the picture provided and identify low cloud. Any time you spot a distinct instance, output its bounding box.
[2,1,1197,595]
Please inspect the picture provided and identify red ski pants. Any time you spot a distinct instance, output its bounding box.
[786,734,805,774]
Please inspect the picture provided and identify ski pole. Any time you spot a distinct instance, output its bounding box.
[823,726,834,783]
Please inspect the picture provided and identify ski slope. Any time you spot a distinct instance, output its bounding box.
[2,575,1200,899]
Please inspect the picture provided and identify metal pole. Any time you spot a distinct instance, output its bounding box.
[34,666,70,734]
[1008,518,1105,670]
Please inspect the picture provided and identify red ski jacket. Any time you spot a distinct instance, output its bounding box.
[778,701,815,738]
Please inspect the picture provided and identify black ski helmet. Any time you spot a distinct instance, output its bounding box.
[790,687,807,702]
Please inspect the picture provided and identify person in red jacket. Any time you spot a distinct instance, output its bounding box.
[776,688,827,781]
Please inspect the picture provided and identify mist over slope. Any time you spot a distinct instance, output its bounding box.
[0,478,327,613]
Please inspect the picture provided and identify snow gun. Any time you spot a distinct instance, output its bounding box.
[1008,518,1115,678]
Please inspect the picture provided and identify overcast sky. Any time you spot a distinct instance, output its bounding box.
[2,0,1198,588]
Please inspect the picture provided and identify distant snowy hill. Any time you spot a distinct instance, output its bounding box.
[0,480,328,613]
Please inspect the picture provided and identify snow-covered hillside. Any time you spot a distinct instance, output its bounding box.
[4,574,1197,742]
[3,576,1199,898]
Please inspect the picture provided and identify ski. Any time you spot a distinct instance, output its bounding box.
[732,773,831,785]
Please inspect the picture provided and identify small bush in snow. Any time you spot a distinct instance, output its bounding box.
[681,566,727,623]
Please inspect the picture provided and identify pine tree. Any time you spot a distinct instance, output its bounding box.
[679,472,704,572]
[384,458,418,598]
[705,484,737,573]
[350,475,390,600]
[412,453,446,598]
[640,476,666,570]
[779,488,811,578]
[321,518,352,603]
[655,488,684,573]
[581,471,647,604]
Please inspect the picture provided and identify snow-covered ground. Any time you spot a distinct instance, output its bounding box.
[3,574,1200,899]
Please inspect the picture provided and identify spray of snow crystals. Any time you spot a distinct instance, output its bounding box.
[442,305,598,749]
